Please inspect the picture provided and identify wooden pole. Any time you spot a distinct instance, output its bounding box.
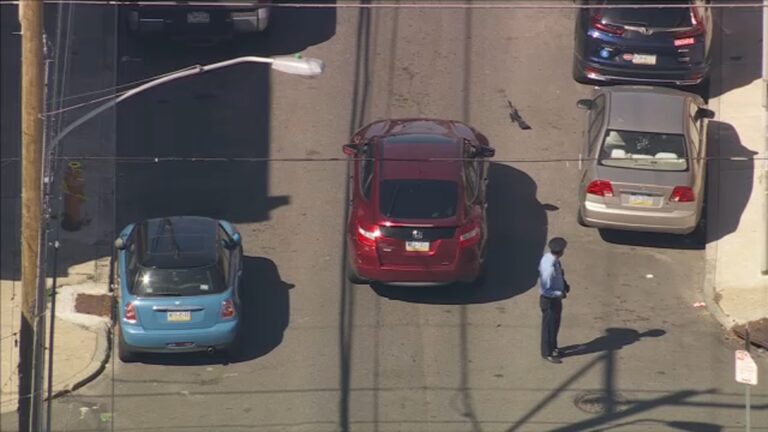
[18,1,44,430]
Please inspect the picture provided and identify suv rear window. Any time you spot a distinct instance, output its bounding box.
[132,266,226,297]
[598,1,693,28]
[380,180,458,219]
[599,130,688,172]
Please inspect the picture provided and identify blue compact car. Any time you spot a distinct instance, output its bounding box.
[114,216,243,362]
[572,0,712,86]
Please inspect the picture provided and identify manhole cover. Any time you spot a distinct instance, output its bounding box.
[574,391,628,414]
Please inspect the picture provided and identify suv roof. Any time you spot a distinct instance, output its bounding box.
[136,216,218,269]
[378,134,463,182]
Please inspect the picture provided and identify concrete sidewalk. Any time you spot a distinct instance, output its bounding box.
[704,6,768,341]
[0,263,111,415]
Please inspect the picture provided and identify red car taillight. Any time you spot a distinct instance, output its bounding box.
[221,299,236,320]
[356,225,380,246]
[458,222,481,248]
[674,8,705,43]
[124,302,138,324]
[586,180,614,198]
[591,13,625,36]
[670,186,695,203]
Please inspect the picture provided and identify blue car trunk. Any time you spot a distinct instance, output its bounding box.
[134,293,227,331]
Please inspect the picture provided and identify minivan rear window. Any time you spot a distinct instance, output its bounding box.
[598,1,693,28]
[380,180,458,219]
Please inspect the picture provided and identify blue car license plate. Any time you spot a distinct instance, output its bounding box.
[167,311,191,322]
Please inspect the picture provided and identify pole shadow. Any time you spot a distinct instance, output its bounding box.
[559,328,666,358]
[372,162,547,305]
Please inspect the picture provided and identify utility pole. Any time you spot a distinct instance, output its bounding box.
[18,1,45,431]
[761,0,768,275]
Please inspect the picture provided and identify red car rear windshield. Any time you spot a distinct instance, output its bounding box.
[380,179,458,219]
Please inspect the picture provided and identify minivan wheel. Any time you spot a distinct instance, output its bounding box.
[117,328,137,363]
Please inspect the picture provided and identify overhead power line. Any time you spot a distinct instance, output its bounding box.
[0,155,765,164]
[0,1,765,8]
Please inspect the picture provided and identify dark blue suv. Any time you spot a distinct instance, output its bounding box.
[572,0,712,86]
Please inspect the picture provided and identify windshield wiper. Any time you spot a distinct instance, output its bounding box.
[150,292,183,297]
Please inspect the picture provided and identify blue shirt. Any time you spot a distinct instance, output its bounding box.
[539,252,564,298]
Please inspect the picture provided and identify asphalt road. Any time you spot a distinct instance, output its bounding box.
[3,2,768,431]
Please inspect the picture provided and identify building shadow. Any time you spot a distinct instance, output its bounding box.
[371,163,547,304]
[705,120,757,243]
[133,255,292,366]
[559,328,666,358]
[707,1,763,99]
[0,6,22,280]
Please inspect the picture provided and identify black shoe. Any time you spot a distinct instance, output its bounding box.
[545,356,562,364]
[552,349,562,357]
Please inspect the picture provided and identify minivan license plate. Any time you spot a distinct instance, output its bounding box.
[187,11,210,24]
[406,241,430,252]
[632,54,657,65]
[167,311,191,322]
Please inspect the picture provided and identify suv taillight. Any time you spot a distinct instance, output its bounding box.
[458,222,481,248]
[586,180,614,198]
[670,186,695,203]
[221,299,236,319]
[591,13,625,36]
[357,225,380,246]
[124,302,138,324]
[675,8,705,41]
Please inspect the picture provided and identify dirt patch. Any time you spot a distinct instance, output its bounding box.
[733,318,768,350]
[75,294,112,317]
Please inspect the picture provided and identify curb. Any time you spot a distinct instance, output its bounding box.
[703,238,737,331]
[48,322,111,401]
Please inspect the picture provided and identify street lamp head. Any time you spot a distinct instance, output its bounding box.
[270,55,325,77]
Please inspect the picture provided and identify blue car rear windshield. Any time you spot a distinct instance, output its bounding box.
[380,180,458,219]
[133,266,226,297]
[598,1,693,28]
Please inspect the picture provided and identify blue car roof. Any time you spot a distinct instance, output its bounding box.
[135,216,218,269]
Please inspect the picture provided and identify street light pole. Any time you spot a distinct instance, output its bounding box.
[761,0,768,275]
[47,55,324,151]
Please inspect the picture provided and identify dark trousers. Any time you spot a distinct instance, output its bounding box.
[540,295,562,358]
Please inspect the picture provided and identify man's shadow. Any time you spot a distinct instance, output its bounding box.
[560,328,666,358]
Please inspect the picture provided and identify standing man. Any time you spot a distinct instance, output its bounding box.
[539,237,569,364]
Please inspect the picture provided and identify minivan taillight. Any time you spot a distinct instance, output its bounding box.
[586,180,614,198]
[670,186,695,203]
[458,223,481,248]
[357,225,380,246]
[674,8,705,40]
[591,13,625,36]
[221,299,236,320]
[124,302,138,324]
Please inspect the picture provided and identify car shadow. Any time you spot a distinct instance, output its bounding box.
[707,1,763,99]
[371,163,547,304]
[134,255,292,366]
[705,120,757,243]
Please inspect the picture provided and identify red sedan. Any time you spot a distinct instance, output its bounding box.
[343,119,495,286]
